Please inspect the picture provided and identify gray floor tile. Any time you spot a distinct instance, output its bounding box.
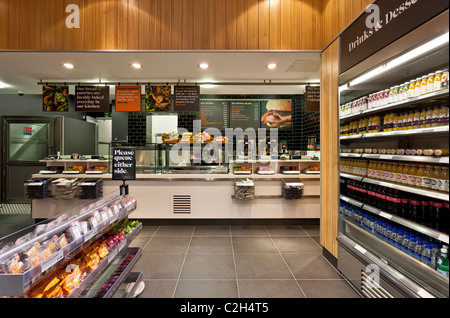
[230,226,269,237]
[133,253,186,279]
[297,279,361,298]
[128,236,150,248]
[174,280,239,298]
[283,254,343,279]
[139,279,177,298]
[234,253,293,279]
[232,237,278,253]
[188,237,233,253]
[272,236,322,254]
[300,225,321,236]
[193,226,231,237]
[137,226,159,237]
[265,225,307,236]
[180,254,236,279]
[154,226,195,237]
[238,279,305,298]
[143,237,191,253]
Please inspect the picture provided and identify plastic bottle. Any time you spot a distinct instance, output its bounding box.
[396,163,404,184]
[414,238,424,260]
[437,248,449,277]
[433,70,443,91]
[390,227,398,246]
[380,161,388,181]
[381,222,388,241]
[383,113,390,131]
[415,165,425,188]
[413,109,421,129]
[396,229,404,249]
[386,225,393,244]
[420,197,431,228]
[419,75,428,95]
[402,164,411,185]
[399,192,410,219]
[408,236,417,256]
[425,107,434,128]
[401,112,408,130]
[414,77,422,96]
[408,164,417,187]
[431,200,444,233]
[402,233,411,253]
[431,166,443,191]
[393,113,400,130]
[426,73,435,93]
[373,115,381,132]
[431,243,441,269]
[422,165,434,189]
[419,107,427,128]
[441,166,449,193]
[431,106,440,127]
[407,111,414,129]
[422,243,433,267]
[408,80,416,98]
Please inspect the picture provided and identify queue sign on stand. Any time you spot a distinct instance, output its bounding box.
[112,147,136,195]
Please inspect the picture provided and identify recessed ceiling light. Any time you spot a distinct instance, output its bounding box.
[0,82,9,88]
[130,63,142,69]
[62,63,75,69]
[198,63,210,69]
[267,63,278,70]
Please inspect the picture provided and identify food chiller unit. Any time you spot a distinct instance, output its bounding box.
[0,191,143,298]
[337,10,449,298]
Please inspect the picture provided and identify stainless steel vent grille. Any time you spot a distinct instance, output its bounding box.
[361,271,394,298]
[171,194,193,214]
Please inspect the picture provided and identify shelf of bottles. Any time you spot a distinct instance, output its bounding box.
[338,33,449,288]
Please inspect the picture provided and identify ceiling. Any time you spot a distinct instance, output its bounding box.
[0,51,321,96]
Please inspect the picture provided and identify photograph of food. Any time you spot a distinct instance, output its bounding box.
[261,100,292,129]
[145,85,171,112]
[43,86,69,112]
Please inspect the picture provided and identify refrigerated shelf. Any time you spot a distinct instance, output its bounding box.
[340,195,449,244]
[340,153,449,164]
[340,173,449,201]
[340,125,449,140]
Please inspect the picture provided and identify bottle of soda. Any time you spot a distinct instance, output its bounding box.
[420,197,431,228]
[431,200,444,233]
[360,182,368,203]
[390,189,401,216]
[399,192,410,219]
[379,186,387,211]
[367,183,376,207]
[437,248,449,277]
[385,188,393,213]
[410,196,421,223]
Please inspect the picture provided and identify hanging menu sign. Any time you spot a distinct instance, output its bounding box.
[305,86,320,112]
[340,0,448,73]
[230,101,260,130]
[174,86,200,112]
[200,100,229,130]
[112,147,136,180]
[75,86,110,112]
[115,86,141,112]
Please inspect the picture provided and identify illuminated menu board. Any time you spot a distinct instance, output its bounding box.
[229,101,260,130]
[200,100,229,131]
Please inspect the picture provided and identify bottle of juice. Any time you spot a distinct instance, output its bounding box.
[415,165,425,188]
[441,166,449,193]
[431,106,440,127]
[431,166,443,191]
[402,164,411,185]
[389,112,395,131]
[362,117,369,133]
[383,113,390,131]
[425,107,434,127]
[393,113,400,130]
[439,105,448,126]
[402,82,410,100]
[408,164,417,187]
[380,161,388,181]
[362,160,368,177]
[426,73,435,93]
[368,117,373,133]
[375,161,383,180]
[402,112,408,130]
[433,70,443,91]
[367,161,375,179]
[419,108,427,128]
[373,115,381,132]
[386,162,394,182]
[396,163,404,184]
[407,111,414,129]
[408,80,416,98]
[423,165,434,189]
[414,77,422,96]
[413,109,421,129]
[419,75,428,95]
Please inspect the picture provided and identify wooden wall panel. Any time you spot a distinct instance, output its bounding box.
[320,38,340,258]
[1,0,369,51]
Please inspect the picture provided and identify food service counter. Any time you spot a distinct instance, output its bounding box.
[29,173,320,220]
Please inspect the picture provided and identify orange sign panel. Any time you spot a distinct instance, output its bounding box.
[115,86,141,112]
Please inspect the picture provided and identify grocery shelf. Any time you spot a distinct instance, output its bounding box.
[340,125,449,140]
[340,88,449,121]
[339,173,449,201]
[340,195,449,244]
[340,153,449,164]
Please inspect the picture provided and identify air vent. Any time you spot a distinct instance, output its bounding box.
[171,194,193,214]
[360,271,393,298]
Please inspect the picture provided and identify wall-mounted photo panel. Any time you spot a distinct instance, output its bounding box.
[42,86,69,112]
[145,85,171,112]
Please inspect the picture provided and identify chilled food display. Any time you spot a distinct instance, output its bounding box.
[340,159,449,193]
[340,200,448,277]
[342,148,449,157]
[233,166,252,174]
[86,166,108,172]
[340,68,449,117]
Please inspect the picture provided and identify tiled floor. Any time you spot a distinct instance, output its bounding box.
[129,224,361,298]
